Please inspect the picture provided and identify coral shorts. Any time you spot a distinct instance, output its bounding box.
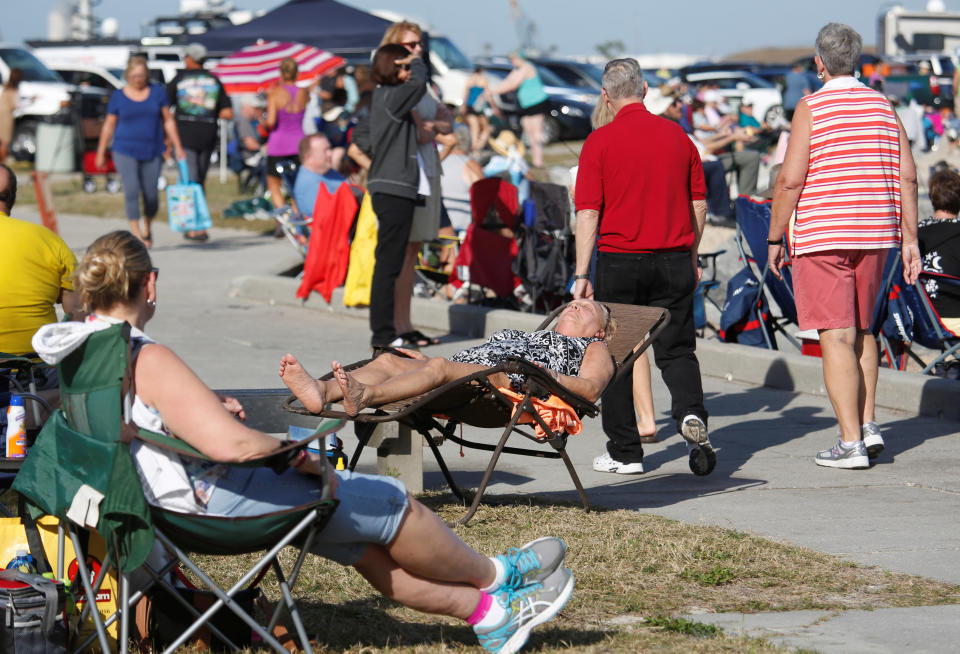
[793,249,888,331]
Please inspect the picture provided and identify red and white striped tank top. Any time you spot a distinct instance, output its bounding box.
[793,77,902,255]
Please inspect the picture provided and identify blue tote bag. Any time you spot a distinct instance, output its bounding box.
[166,160,212,232]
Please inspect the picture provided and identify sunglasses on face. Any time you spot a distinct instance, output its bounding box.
[402,40,421,49]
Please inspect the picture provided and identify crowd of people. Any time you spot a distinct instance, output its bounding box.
[6,16,960,652]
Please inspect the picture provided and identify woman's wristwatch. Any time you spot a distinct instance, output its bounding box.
[573,274,590,280]
[767,238,783,245]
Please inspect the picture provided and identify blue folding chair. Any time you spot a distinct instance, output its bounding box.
[733,196,800,350]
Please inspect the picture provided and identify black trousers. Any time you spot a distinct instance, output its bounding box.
[595,250,708,463]
[183,148,214,191]
[370,193,415,347]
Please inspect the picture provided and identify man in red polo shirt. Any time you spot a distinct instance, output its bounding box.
[573,58,715,476]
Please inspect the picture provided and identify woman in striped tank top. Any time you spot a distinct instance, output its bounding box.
[767,23,921,470]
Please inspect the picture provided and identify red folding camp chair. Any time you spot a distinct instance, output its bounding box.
[449,178,521,302]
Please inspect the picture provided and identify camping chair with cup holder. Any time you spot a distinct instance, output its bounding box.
[285,302,671,526]
[12,322,344,654]
[1,352,58,428]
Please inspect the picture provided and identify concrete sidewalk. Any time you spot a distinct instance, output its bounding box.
[21,208,960,654]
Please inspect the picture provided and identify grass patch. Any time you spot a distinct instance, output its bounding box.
[646,616,720,638]
[175,492,960,653]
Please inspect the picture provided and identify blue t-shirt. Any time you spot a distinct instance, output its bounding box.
[293,168,346,217]
[783,71,810,111]
[107,84,168,160]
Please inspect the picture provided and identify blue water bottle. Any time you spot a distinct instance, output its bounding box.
[6,549,38,575]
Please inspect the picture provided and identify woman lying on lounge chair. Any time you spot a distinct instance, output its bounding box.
[279,298,617,417]
[31,230,572,654]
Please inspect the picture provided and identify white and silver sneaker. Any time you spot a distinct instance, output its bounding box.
[835,423,885,460]
[815,439,870,469]
[681,415,716,476]
[592,451,644,474]
[861,422,885,459]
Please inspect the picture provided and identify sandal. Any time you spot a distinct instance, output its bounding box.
[399,330,441,347]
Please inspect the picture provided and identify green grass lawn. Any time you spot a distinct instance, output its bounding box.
[14,165,276,235]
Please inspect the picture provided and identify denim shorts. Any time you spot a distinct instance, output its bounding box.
[204,466,409,565]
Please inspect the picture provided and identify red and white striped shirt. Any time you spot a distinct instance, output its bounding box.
[793,77,902,255]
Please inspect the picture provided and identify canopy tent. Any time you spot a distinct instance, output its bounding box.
[193,0,392,57]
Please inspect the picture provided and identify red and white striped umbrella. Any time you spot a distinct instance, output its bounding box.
[211,41,344,95]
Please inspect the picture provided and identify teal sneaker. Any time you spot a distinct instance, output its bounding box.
[494,537,566,592]
[474,566,575,654]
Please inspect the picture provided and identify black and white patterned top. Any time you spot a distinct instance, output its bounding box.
[450,329,601,390]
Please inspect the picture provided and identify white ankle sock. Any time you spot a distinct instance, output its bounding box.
[480,557,507,593]
[838,439,861,450]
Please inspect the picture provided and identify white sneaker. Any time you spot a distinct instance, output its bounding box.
[592,451,644,474]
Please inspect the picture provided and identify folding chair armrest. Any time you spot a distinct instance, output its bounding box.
[0,352,47,368]
[699,250,726,283]
[498,357,599,415]
[134,418,345,473]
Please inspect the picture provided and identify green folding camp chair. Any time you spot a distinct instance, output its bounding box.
[13,322,342,654]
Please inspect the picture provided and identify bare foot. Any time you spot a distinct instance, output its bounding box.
[332,360,368,417]
[279,354,325,413]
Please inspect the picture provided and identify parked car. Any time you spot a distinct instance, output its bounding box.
[0,44,76,161]
[533,58,603,91]
[681,68,784,125]
[533,59,677,95]
[477,59,598,143]
[44,62,124,90]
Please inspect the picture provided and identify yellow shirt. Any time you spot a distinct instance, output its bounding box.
[0,212,76,355]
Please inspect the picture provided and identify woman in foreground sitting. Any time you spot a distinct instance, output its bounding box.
[279,299,616,417]
[32,231,572,654]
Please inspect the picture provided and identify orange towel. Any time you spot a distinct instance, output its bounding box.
[498,387,582,441]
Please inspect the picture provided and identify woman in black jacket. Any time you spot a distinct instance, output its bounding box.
[353,44,426,350]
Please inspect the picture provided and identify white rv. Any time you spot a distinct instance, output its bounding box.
[878,1,960,57]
